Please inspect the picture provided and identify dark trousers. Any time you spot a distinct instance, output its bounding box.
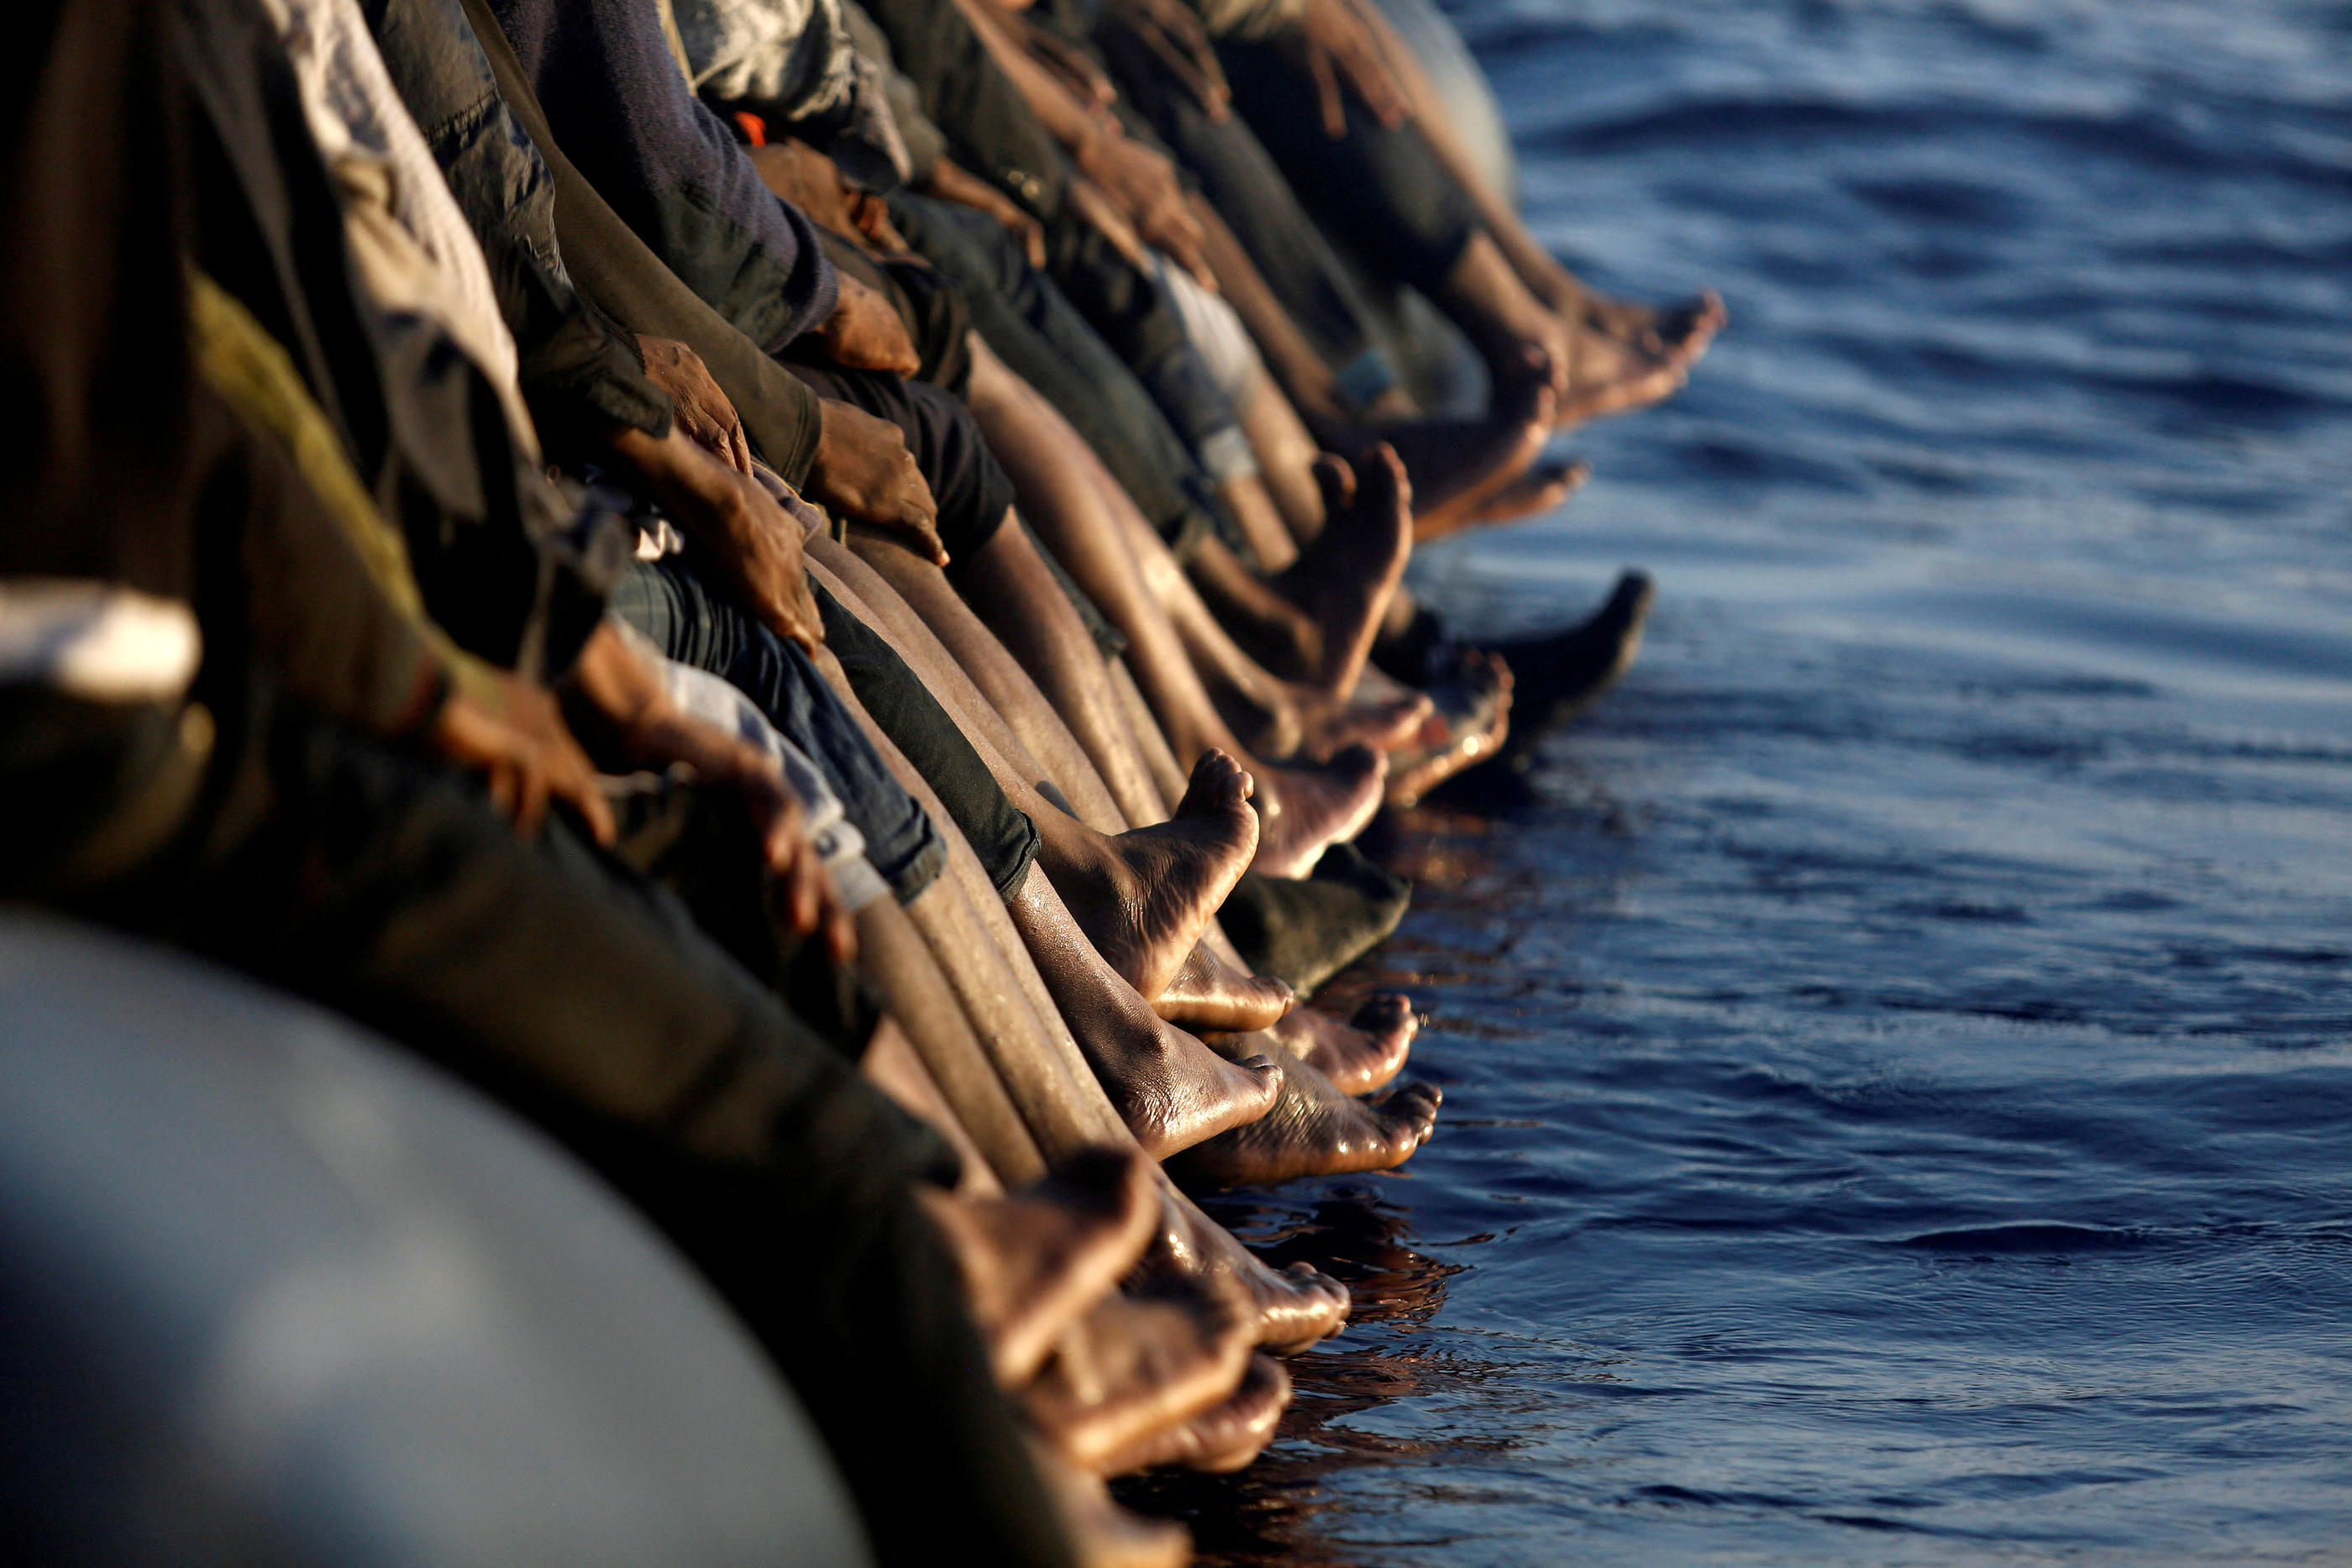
[611,557,953,905]
[891,193,1222,553]
[0,679,1073,1568]
[1100,24,1404,406]
[1215,39,1483,296]
[1042,210,1244,457]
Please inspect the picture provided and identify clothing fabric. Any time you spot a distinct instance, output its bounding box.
[1215,35,1483,294]
[675,0,911,190]
[1157,257,1261,485]
[811,584,1041,902]
[361,0,677,458]
[840,1,945,176]
[480,0,839,353]
[887,194,1226,557]
[182,0,618,682]
[457,0,827,480]
[654,650,894,912]
[611,559,950,905]
[1096,17,1404,404]
[848,0,1068,217]
[259,0,533,441]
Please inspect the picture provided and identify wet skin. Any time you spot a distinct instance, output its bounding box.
[1092,1354,1292,1476]
[918,1146,1158,1387]
[1264,993,1420,1096]
[1021,1275,1257,1474]
[1168,1050,1442,1188]
[1039,750,1293,1032]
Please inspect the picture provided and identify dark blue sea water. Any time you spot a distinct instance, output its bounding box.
[1137,2,2352,1560]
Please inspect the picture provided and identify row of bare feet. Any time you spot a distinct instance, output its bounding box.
[909,280,1707,1561]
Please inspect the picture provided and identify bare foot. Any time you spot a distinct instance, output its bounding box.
[1574,287,1726,370]
[1141,1184,1351,1351]
[1400,350,1559,538]
[1058,750,1263,1005]
[1287,681,1435,762]
[1025,1437,1191,1568]
[1452,456,1590,533]
[1265,994,1420,1096]
[1168,1055,1441,1188]
[1268,447,1414,695]
[1091,1353,1291,1476]
[1250,744,1387,877]
[1021,1279,1255,1474]
[1013,880,1284,1158]
[1152,942,1294,1034]
[1383,648,1515,807]
[918,1147,1158,1387]
[1557,321,1686,427]
[1095,1020,1284,1162]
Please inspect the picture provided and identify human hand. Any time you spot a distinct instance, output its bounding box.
[922,156,1047,268]
[604,424,826,649]
[805,396,947,565]
[1074,132,1210,284]
[1285,0,1409,138]
[431,679,617,844]
[635,335,753,474]
[726,747,857,962]
[812,274,922,376]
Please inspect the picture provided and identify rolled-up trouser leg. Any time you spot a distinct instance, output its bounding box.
[611,559,952,906]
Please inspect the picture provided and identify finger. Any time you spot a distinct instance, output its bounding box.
[513,760,549,839]
[824,894,858,966]
[575,777,618,846]
[786,849,822,936]
[1022,222,1046,269]
[725,418,754,476]
[1313,51,1346,139]
[486,759,518,823]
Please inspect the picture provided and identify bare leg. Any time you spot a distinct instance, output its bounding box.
[808,640,1352,1344]
[1341,0,1725,372]
[894,391,1385,872]
[1109,658,1187,811]
[1214,469,1302,579]
[1125,483,1427,761]
[810,551,1289,1030]
[959,340,1208,828]
[857,898,1049,1185]
[1235,375,1326,557]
